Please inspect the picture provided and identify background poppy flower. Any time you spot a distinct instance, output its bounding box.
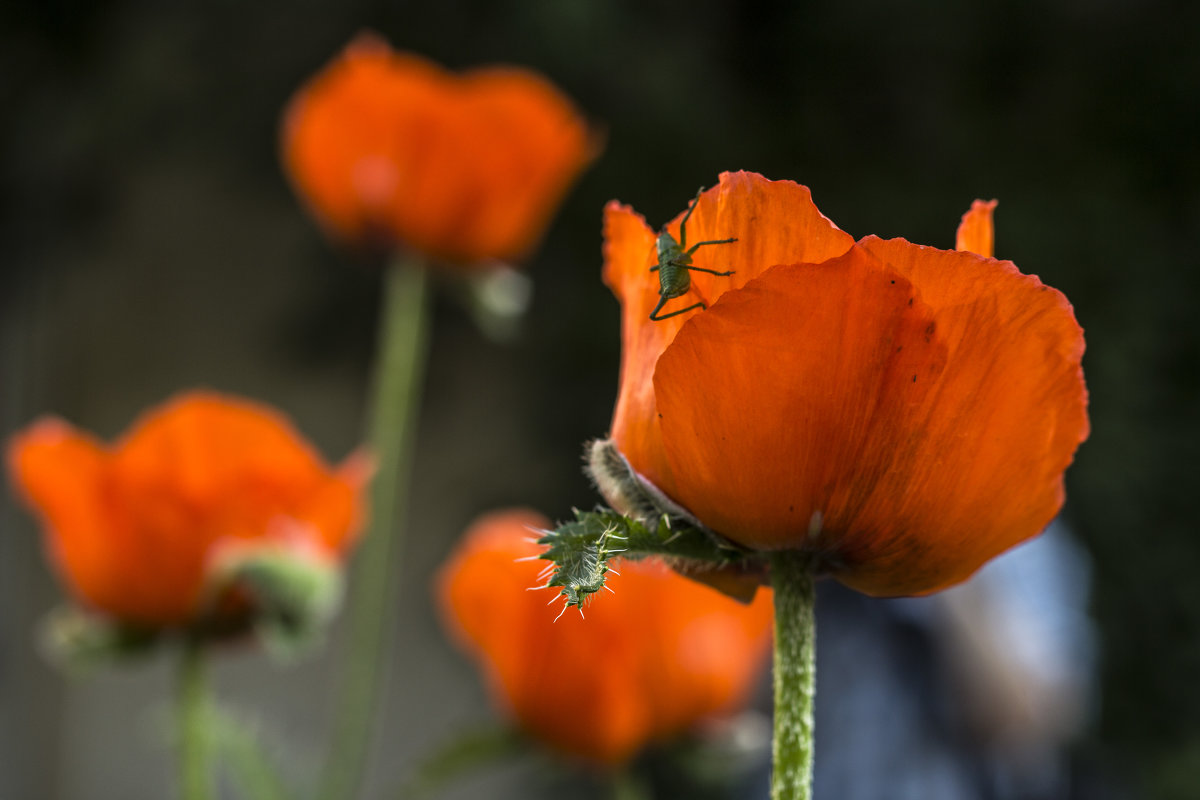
[601,172,1089,596]
[7,391,368,628]
[437,509,774,766]
[281,32,598,265]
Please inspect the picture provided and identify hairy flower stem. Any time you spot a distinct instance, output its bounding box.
[319,255,431,800]
[769,551,817,800]
[177,639,214,800]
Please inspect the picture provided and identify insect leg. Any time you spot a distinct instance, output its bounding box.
[650,299,706,321]
[684,237,737,256]
[677,186,705,251]
[648,294,670,320]
[682,265,735,276]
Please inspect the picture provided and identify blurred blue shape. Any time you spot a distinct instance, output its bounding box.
[812,522,1096,800]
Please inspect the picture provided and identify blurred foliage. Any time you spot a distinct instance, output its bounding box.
[2,0,1199,798]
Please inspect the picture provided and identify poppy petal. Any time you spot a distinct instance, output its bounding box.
[441,67,599,262]
[652,247,948,560]
[845,235,1088,594]
[282,34,412,245]
[956,199,997,257]
[605,172,854,493]
[295,450,372,554]
[631,561,774,737]
[602,200,671,485]
[7,419,121,614]
[111,393,331,536]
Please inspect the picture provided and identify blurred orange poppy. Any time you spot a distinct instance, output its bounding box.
[600,172,1089,596]
[437,509,774,766]
[7,391,368,628]
[281,33,598,266]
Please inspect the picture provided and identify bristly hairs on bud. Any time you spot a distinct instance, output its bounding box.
[533,509,630,613]
[534,506,752,614]
[584,438,662,524]
[585,438,726,538]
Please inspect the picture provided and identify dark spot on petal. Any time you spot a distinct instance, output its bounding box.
[657,413,663,418]
[789,505,795,512]
[912,374,917,382]
[890,279,895,284]
[908,298,913,306]
[896,345,903,352]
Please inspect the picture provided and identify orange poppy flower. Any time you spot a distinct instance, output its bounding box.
[281,33,598,265]
[7,391,368,628]
[601,172,1088,596]
[437,509,774,766]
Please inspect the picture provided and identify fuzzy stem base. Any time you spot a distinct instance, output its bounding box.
[318,255,431,800]
[769,551,817,800]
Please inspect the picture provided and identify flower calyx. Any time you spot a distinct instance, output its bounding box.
[534,439,756,612]
[203,534,344,659]
[41,532,345,667]
[40,606,161,671]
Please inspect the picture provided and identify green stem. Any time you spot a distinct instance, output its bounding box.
[318,254,431,800]
[211,706,289,800]
[611,768,651,800]
[177,640,214,800]
[769,551,817,800]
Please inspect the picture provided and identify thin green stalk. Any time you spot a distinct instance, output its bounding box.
[769,551,817,800]
[211,707,289,800]
[177,640,215,800]
[319,255,431,800]
[611,768,651,800]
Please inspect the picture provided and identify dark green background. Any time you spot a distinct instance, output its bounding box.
[2,1,1197,798]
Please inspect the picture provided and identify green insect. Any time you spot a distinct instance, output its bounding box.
[649,187,737,321]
